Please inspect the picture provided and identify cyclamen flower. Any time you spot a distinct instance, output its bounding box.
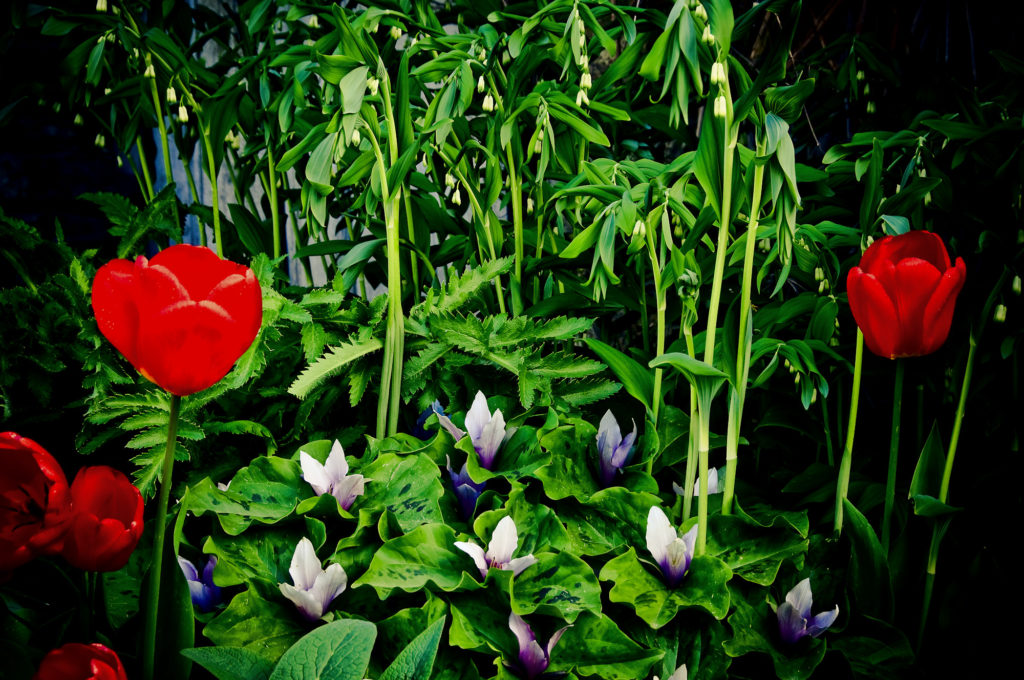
[454,516,536,580]
[178,555,222,612]
[507,613,570,680]
[447,456,485,520]
[671,467,721,497]
[646,506,697,588]
[596,410,637,487]
[279,537,347,622]
[435,392,507,469]
[300,440,366,511]
[776,578,839,644]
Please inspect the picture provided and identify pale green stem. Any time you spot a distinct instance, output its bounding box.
[834,329,865,535]
[696,405,710,555]
[506,144,524,314]
[142,394,180,680]
[267,146,281,259]
[682,326,698,522]
[136,136,155,201]
[145,61,180,233]
[882,358,905,555]
[919,338,975,649]
[199,116,223,257]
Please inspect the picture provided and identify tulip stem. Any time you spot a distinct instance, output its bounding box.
[142,393,180,680]
[834,329,864,536]
[881,358,905,555]
[918,338,975,649]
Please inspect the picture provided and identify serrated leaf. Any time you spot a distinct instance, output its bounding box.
[289,337,384,399]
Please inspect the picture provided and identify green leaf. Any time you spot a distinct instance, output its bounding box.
[535,418,601,501]
[289,337,384,399]
[204,590,306,665]
[909,423,945,499]
[358,453,445,531]
[268,619,377,680]
[600,548,732,627]
[707,514,808,586]
[584,338,654,413]
[842,498,894,622]
[511,551,603,623]
[723,592,826,680]
[550,612,664,680]
[649,352,728,414]
[378,616,445,680]
[181,647,274,680]
[558,487,661,556]
[353,523,468,596]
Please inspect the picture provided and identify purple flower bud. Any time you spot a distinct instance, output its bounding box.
[646,506,697,588]
[454,516,537,580]
[508,613,570,679]
[596,410,637,487]
[776,578,839,644]
[412,400,444,440]
[177,555,222,612]
[447,457,485,520]
[435,392,508,469]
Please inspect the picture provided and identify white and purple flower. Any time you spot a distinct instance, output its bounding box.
[671,467,721,497]
[435,392,507,469]
[646,506,698,588]
[447,456,485,520]
[454,516,537,580]
[596,410,637,487]
[776,578,839,644]
[507,613,570,679]
[279,537,348,622]
[300,440,366,511]
[177,555,222,612]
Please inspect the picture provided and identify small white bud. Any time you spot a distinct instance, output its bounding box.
[863,83,871,96]
[73,114,84,126]
[702,25,715,45]
[477,75,486,93]
[534,136,543,154]
[714,95,727,119]
[866,101,876,114]
[1013,275,1022,295]
[758,238,770,253]
[580,55,589,70]
[452,187,462,206]
[445,172,455,188]
[390,25,402,40]
[633,220,646,238]
[482,93,494,112]
[576,90,589,107]
[865,235,875,248]
[580,71,592,90]
[818,280,827,293]
[166,87,177,104]
[94,133,106,148]
[526,197,534,214]
[856,69,866,82]
[144,62,156,79]
[350,128,361,146]
[814,266,824,281]
[367,77,379,96]
[578,32,586,50]
[710,62,724,86]
[994,304,1007,323]
[96,0,107,12]
[694,4,708,22]
[794,373,801,385]
[103,87,112,96]
[810,390,818,405]
[177,104,188,123]
[307,15,319,29]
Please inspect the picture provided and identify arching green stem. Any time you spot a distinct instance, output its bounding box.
[834,329,864,535]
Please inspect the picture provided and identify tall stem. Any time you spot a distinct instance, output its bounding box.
[918,339,976,648]
[146,61,180,234]
[834,329,864,535]
[135,137,155,201]
[682,326,698,522]
[199,117,223,257]
[722,149,765,515]
[142,394,180,680]
[696,406,710,555]
[882,358,905,554]
[267,146,281,259]
[506,144,524,314]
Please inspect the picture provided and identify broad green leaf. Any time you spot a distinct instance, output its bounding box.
[511,551,603,623]
[268,619,377,680]
[204,590,305,665]
[599,548,732,626]
[584,338,654,413]
[181,647,274,680]
[378,616,446,680]
[843,498,894,622]
[353,523,468,596]
[558,487,661,556]
[550,612,664,680]
[535,417,601,501]
[706,514,808,586]
[358,453,445,531]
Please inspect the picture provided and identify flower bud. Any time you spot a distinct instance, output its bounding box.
[702,25,715,45]
[307,15,319,29]
[810,390,818,405]
[856,69,866,82]
[794,373,801,385]
[863,83,870,96]
[711,62,725,86]
[94,133,106,148]
[482,93,494,112]
[452,187,462,206]
[445,172,455,188]
[144,63,156,79]
[177,104,188,123]
[818,280,827,293]
[367,77,380,96]
[166,87,177,104]
[526,197,534,214]
[103,87,112,96]
[994,304,1007,323]
[578,32,586,50]
[350,128,361,146]
[866,101,876,114]
[865,235,875,248]
[758,238,771,253]
[1013,275,1022,295]
[814,266,824,281]
[576,90,589,107]
[74,114,84,126]
[96,0,107,12]
[116,155,123,168]
[694,4,708,22]
[477,75,486,93]
[632,220,646,239]
[390,25,402,40]
[580,55,589,70]
[713,95,727,119]
[534,136,543,154]
[580,71,592,90]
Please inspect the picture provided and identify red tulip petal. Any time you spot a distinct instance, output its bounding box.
[206,271,263,359]
[920,257,967,354]
[880,230,951,272]
[856,235,892,273]
[134,299,243,395]
[149,244,239,300]
[91,259,142,364]
[891,257,942,356]
[847,268,900,358]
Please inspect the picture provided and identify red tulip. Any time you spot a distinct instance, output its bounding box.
[0,433,73,573]
[91,244,262,396]
[33,643,127,680]
[61,466,144,572]
[847,230,966,359]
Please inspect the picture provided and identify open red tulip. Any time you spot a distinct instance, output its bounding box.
[33,642,127,680]
[847,230,966,359]
[0,432,73,574]
[61,466,144,573]
[91,244,262,396]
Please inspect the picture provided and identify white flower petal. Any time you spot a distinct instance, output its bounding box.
[177,556,199,581]
[646,506,676,564]
[680,523,698,558]
[487,516,519,565]
[289,537,322,590]
[596,410,621,459]
[667,664,688,680]
[454,540,489,578]
[786,578,814,619]
[280,582,322,620]
[476,408,506,466]
[508,613,535,650]
[311,562,348,614]
[332,474,366,511]
[546,624,571,657]
[465,391,491,443]
[436,412,466,442]
[300,451,331,496]
[807,605,839,638]
[508,554,537,576]
[324,440,350,480]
